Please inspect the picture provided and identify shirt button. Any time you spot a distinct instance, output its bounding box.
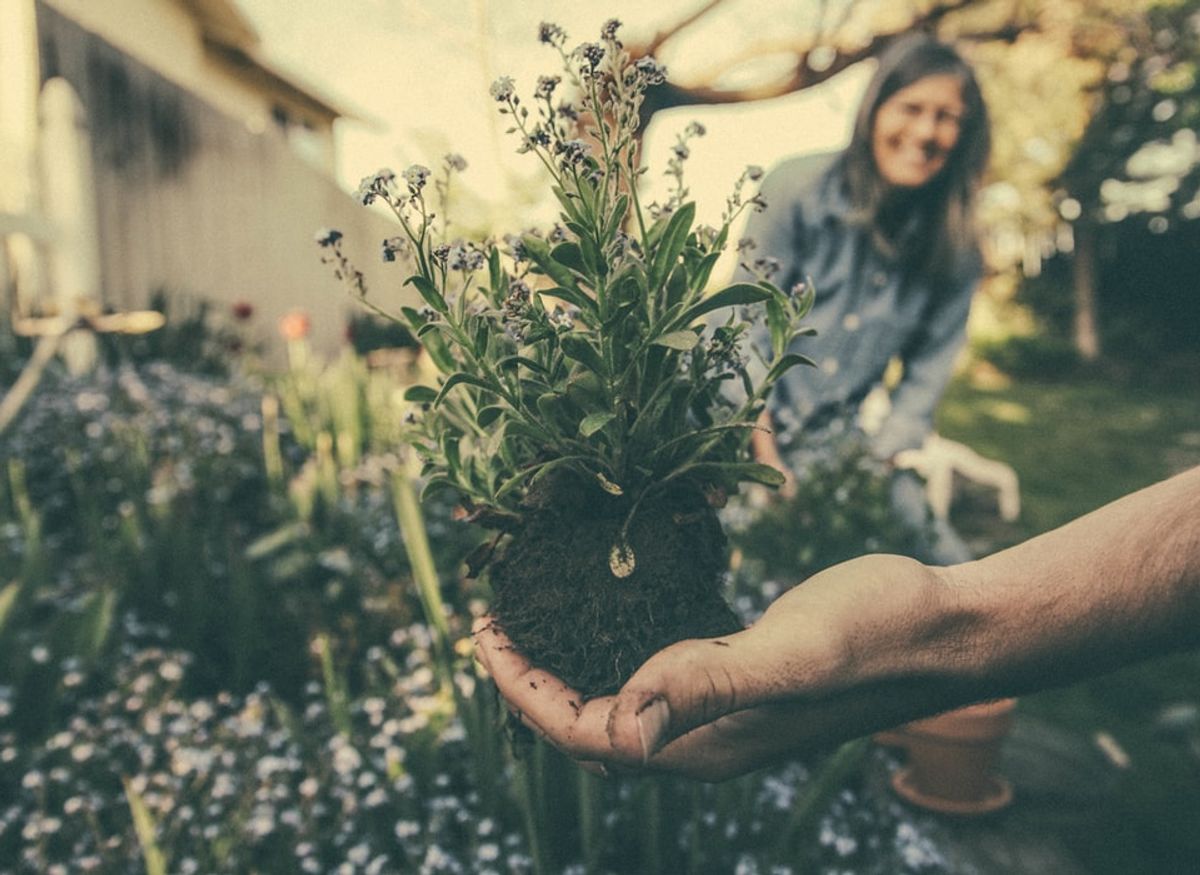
[821,357,839,375]
[872,271,888,288]
[842,313,861,331]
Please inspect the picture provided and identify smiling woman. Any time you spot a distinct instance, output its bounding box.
[871,73,965,189]
[744,33,992,568]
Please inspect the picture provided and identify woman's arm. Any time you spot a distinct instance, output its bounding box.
[475,467,1200,781]
[873,271,975,460]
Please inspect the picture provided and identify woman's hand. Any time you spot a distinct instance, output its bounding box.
[473,554,951,781]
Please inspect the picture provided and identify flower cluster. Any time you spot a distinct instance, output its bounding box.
[320,20,817,576]
[0,642,533,874]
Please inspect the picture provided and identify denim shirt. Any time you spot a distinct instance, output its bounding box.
[738,153,979,460]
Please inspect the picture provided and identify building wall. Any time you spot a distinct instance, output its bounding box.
[34,3,406,358]
[39,0,335,171]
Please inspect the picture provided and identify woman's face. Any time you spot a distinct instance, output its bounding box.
[871,73,965,189]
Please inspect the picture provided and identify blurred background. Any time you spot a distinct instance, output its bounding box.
[1,1,1199,873]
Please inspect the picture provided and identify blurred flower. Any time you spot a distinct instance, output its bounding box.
[315,228,344,247]
[490,76,515,102]
[279,310,312,341]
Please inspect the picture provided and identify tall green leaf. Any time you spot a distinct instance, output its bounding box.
[434,372,496,407]
[671,283,772,330]
[579,411,617,437]
[651,330,700,351]
[649,203,696,288]
[405,275,449,314]
[560,335,607,376]
[123,779,168,875]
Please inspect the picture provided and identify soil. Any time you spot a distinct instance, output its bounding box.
[487,472,742,698]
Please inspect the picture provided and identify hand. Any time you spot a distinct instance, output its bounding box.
[473,555,949,781]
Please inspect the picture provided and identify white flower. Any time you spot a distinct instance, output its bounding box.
[395,819,420,840]
[70,742,95,762]
[403,164,432,191]
[490,76,516,102]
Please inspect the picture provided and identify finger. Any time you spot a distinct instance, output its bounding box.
[471,617,623,761]
[632,703,805,782]
[606,632,758,763]
[470,615,508,676]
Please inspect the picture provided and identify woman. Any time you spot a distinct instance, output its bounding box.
[745,33,991,565]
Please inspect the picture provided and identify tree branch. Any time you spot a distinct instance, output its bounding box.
[636,16,1032,129]
[644,0,733,56]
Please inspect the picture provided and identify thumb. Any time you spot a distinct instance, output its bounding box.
[606,630,762,764]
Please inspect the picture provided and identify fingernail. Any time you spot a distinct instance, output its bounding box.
[635,697,670,764]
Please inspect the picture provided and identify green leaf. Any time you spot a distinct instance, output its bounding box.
[405,275,449,314]
[404,385,438,403]
[536,392,561,422]
[579,411,617,437]
[551,242,587,276]
[560,334,607,376]
[477,406,505,428]
[543,285,598,318]
[651,329,700,351]
[75,588,115,663]
[766,352,817,384]
[605,194,629,238]
[691,250,723,295]
[487,248,504,300]
[124,778,169,875]
[577,232,602,278]
[472,315,492,354]
[673,282,771,329]
[565,371,608,406]
[766,298,789,358]
[441,432,462,474]
[400,305,426,327]
[677,461,787,487]
[650,202,695,288]
[523,235,584,293]
[552,185,585,225]
[496,354,549,375]
[797,281,816,319]
[665,262,689,309]
[245,522,310,560]
[0,581,20,637]
[434,372,495,407]
[418,475,457,503]
[649,421,758,458]
[421,331,457,373]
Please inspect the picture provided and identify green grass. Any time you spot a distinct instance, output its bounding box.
[938,373,1200,537]
[936,368,1200,875]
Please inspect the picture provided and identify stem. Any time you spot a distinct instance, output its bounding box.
[578,768,603,872]
[0,328,65,436]
[390,459,456,692]
[778,739,870,869]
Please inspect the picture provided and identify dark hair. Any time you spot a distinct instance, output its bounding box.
[835,34,991,284]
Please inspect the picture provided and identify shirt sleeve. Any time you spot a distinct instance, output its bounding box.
[873,267,978,459]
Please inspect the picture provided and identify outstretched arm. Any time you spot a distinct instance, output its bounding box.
[474,466,1200,781]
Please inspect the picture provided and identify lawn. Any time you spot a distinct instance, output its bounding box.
[936,366,1200,875]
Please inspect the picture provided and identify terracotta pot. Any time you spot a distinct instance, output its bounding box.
[882,698,1017,816]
